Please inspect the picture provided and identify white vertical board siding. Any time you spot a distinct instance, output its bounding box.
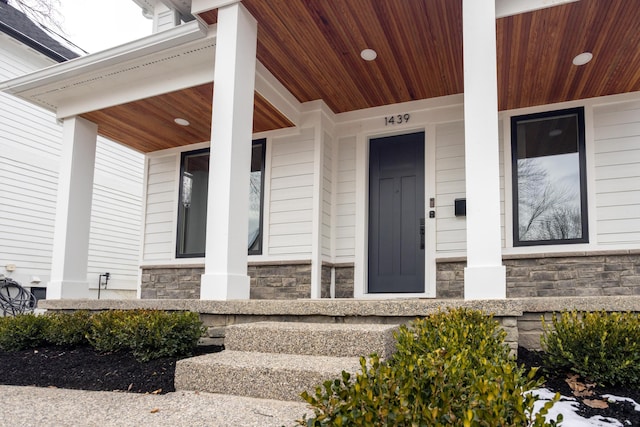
[1,39,144,294]
[435,121,505,254]
[142,155,177,261]
[335,136,356,260]
[268,128,315,256]
[87,139,144,291]
[594,100,640,245]
[322,131,333,257]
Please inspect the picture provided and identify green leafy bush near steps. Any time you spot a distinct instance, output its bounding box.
[0,310,205,362]
[541,310,640,387]
[43,310,92,347]
[87,309,206,362]
[300,308,560,427]
[0,313,48,351]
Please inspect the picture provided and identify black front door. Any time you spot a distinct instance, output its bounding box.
[368,132,425,293]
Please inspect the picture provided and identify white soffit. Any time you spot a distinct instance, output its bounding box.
[0,20,209,105]
[495,0,580,18]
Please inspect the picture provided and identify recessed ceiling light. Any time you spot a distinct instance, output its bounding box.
[360,48,377,61]
[174,118,190,126]
[572,52,593,66]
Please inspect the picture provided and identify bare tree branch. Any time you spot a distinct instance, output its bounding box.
[9,0,64,32]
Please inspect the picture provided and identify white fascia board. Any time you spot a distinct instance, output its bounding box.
[191,0,240,15]
[255,61,302,127]
[56,57,215,119]
[496,0,580,18]
[0,20,208,94]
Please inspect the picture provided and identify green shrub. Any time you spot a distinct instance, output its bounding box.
[127,310,205,362]
[300,308,560,427]
[541,310,640,387]
[0,313,49,351]
[86,309,133,353]
[43,310,92,347]
[87,309,204,362]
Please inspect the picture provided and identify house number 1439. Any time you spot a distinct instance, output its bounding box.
[384,114,410,126]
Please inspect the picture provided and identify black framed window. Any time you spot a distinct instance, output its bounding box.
[511,107,588,246]
[176,139,266,257]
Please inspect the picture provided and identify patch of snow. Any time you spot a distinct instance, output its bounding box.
[528,388,624,427]
[602,395,640,412]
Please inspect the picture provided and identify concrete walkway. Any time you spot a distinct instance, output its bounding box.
[0,385,311,427]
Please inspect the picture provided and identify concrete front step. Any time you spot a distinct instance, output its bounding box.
[175,350,362,401]
[225,321,399,358]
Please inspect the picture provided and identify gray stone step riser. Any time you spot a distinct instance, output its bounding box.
[176,361,354,401]
[175,351,362,402]
[225,322,399,358]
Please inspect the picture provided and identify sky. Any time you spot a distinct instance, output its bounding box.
[57,0,152,53]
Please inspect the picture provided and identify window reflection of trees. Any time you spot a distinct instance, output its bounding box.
[517,158,582,241]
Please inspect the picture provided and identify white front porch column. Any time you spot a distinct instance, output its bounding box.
[462,0,506,299]
[200,1,257,300]
[48,116,98,299]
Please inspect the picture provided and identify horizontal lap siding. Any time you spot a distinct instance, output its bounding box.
[143,155,177,261]
[435,122,466,253]
[1,41,144,292]
[268,129,315,256]
[335,136,356,260]
[88,138,144,291]
[435,122,505,253]
[594,100,640,245]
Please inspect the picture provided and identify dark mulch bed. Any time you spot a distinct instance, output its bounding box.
[0,344,638,424]
[518,346,640,425]
[0,345,223,394]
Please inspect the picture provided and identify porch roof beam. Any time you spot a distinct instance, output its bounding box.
[495,0,580,18]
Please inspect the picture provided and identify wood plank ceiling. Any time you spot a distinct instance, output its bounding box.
[206,0,640,113]
[84,0,640,152]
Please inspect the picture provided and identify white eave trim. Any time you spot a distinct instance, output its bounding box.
[496,0,580,18]
[0,20,208,94]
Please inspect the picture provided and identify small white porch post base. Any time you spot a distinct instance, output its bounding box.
[48,116,97,300]
[200,1,257,300]
[200,273,250,300]
[463,266,507,300]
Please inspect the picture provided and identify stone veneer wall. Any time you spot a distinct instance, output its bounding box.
[335,264,354,298]
[141,266,203,299]
[319,263,355,298]
[248,262,311,299]
[436,250,640,299]
[141,262,312,300]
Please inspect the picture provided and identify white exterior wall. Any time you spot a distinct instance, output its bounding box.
[138,89,640,288]
[141,129,317,265]
[142,154,177,261]
[594,99,640,246]
[321,131,333,258]
[335,135,356,261]
[268,128,315,257]
[0,35,144,297]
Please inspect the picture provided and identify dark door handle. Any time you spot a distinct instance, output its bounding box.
[420,218,425,249]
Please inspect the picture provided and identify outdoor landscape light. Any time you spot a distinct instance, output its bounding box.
[360,48,377,61]
[572,52,593,66]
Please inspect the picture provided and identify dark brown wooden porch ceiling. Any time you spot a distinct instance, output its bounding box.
[83,0,640,152]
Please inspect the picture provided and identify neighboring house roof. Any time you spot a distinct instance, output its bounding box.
[0,0,79,62]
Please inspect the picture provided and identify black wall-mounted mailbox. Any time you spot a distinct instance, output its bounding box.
[454,198,466,217]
